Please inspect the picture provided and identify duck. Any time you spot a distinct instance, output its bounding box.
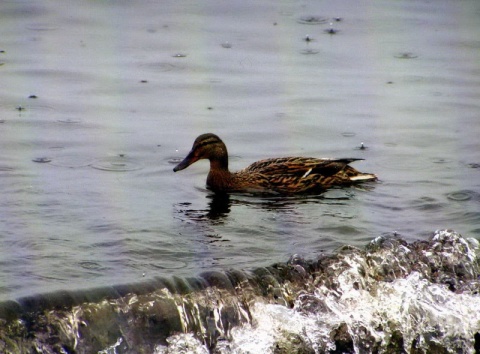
[173,133,377,194]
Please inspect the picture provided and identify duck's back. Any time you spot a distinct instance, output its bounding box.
[243,157,360,176]
[234,157,370,194]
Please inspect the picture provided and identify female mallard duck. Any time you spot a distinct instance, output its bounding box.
[173,133,377,194]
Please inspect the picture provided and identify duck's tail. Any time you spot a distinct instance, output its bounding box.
[342,162,377,184]
[349,173,378,183]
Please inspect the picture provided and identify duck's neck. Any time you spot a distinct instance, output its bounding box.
[207,157,233,192]
[209,156,228,171]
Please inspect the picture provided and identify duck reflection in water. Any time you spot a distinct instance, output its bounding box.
[175,193,232,225]
[176,189,357,225]
[206,193,231,221]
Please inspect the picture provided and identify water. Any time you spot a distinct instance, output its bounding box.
[1,0,480,352]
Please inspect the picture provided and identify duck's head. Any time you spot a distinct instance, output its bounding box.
[173,133,229,172]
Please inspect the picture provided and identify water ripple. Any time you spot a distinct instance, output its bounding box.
[297,16,328,25]
[50,155,93,168]
[410,196,445,211]
[446,190,479,202]
[394,52,418,59]
[90,155,142,172]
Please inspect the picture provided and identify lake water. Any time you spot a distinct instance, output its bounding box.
[1,0,480,352]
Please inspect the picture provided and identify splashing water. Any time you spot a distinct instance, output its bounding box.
[1,230,479,353]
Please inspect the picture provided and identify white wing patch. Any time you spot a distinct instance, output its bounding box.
[302,168,313,178]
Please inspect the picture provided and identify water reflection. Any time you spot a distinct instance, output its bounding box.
[175,194,232,225]
[207,193,231,220]
[175,190,356,225]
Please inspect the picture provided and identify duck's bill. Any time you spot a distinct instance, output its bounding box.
[173,151,198,172]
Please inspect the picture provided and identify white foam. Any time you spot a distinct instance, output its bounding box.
[220,271,480,353]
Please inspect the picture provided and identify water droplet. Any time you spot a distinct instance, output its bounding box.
[325,28,338,34]
[325,23,339,34]
[356,142,367,150]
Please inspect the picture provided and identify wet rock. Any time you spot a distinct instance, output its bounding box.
[386,329,406,353]
[474,332,480,352]
[273,330,315,354]
[295,293,330,314]
[74,301,124,352]
[354,324,379,353]
[329,322,354,354]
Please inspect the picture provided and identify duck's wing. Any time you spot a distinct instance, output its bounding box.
[243,157,363,177]
[234,157,374,194]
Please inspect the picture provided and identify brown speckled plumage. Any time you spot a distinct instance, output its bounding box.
[173,133,377,194]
